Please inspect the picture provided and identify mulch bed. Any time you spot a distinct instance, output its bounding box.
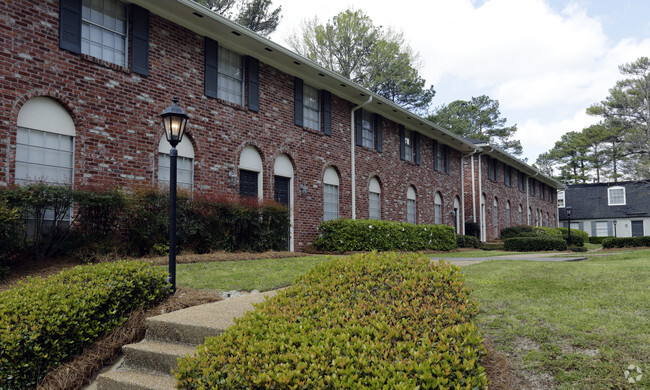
[2,250,516,389]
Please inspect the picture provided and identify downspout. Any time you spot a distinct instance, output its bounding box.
[350,96,373,220]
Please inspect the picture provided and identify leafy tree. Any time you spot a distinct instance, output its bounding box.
[428,95,522,156]
[287,9,435,113]
[193,0,281,36]
[588,56,650,179]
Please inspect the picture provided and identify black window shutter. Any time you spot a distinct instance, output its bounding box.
[130,5,149,76]
[375,114,382,152]
[399,125,405,160]
[246,56,259,112]
[355,109,363,146]
[414,132,421,165]
[322,90,332,136]
[294,77,303,127]
[59,0,82,54]
[444,145,450,174]
[204,37,218,99]
[433,140,439,171]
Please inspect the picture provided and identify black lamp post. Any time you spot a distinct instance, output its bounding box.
[613,220,617,237]
[566,206,573,246]
[161,97,189,294]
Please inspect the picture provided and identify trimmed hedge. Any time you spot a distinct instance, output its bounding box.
[504,237,568,252]
[480,242,505,251]
[457,234,480,248]
[589,236,613,244]
[557,227,589,242]
[314,219,457,252]
[176,252,488,388]
[500,225,534,239]
[602,236,650,249]
[0,261,168,389]
[563,234,585,247]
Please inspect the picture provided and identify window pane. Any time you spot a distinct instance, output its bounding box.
[407,199,416,224]
[218,47,244,105]
[158,153,193,190]
[16,128,73,185]
[323,184,339,221]
[369,192,381,220]
[81,0,127,67]
[362,110,374,148]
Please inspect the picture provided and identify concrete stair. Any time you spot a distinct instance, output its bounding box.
[95,290,277,390]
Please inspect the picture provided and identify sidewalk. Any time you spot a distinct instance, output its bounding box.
[431,252,589,267]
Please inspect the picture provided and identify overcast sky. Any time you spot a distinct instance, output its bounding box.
[268,0,650,163]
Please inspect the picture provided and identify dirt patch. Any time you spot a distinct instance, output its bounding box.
[36,288,222,390]
[482,341,516,390]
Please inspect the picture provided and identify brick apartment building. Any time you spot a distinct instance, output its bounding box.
[0,0,561,250]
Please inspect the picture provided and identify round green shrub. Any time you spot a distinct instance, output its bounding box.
[457,234,480,248]
[504,237,568,252]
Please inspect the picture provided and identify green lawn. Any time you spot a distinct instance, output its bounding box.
[437,250,535,258]
[463,249,650,389]
[174,256,333,292]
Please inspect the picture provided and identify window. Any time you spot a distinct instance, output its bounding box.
[360,110,376,148]
[557,190,565,207]
[15,98,75,185]
[504,166,512,186]
[404,130,414,162]
[434,192,442,225]
[453,197,461,234]
[400,126,419,164]
[218,46,244,105]
[323,167,339,221]
[407,186,417,224]
[302,84,321,130]
[369,177,381,220]
[518,204,523,225]
[433,141,450,174]
[81,0,127,67]
[505,201,511,227]
[487,157,497,181]
[528,207,532,225]
[493,197,499,237]
[158,136,194,190]
[529,178,536,195]
[518,172,526,192]
[608,186,625,206]
[540,184,545,200]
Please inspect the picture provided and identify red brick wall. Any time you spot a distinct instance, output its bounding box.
[463,154,559,241]
[1,0,466,249]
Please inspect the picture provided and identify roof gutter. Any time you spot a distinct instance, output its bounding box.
[350,96,373,220]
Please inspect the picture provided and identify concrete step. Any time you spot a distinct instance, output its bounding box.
[121,340,196,375]
[96,369,177,390]
[145,291,276,345]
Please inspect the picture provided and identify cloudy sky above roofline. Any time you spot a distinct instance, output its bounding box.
[270,0,650,162]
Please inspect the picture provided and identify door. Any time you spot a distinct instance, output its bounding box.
[239,170,258,198]
[631,221,644,237]
[274,176,291,250]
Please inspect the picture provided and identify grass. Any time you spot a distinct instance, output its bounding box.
[174,256,333,292]
[462,249,650,389]
[437,250,535,258]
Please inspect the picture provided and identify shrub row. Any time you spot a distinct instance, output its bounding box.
[589,236,613,244]
[314,219,457,252]
[175,252,488,388]
[480,242,505,251]
[504,237,568,252]
[0,184,290,261]
[500,225,587,248]
[0,261,168,389]
[602,236,650,248]
[457,234,480,248]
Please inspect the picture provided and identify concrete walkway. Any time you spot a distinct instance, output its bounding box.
[431,252,589,267]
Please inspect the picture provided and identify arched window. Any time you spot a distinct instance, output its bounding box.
[407,186,417,224]
[434,192,443,225]
[323,167,339,221]
[158,136,194,190]
[505,201,511,227]
[16,97,75,185]
[239,146,263,200]
[369,177,381,220]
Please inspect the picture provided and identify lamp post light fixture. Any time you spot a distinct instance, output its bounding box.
[161,96,189,294]
[613,220,617,237]
[565,206,573,246]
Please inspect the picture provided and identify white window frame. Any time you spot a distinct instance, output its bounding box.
[361,110,375,149]
[303,84,320,131]
[434,192,442,225]
[407,186,416,224]
[81,0,128,67]
[158,136,194,191]
[218,45,244,105]
[557,190,565,208]
[608,186,625,206]
[369,177,381,220]
[505,201,511,227]
[323,167,339,221]
[404,129,414,163]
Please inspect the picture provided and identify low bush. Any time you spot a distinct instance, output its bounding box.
[570,246,588,252]
[176,252,488,388]
[314,219,457,252]
[533,226,564,237]
[504,237,567,252]
[557,227,589,242]
[457,234,480,248]
[563,234,585,247]
[602,236,650,249]
[480,242,505,251]
[500,225,534,239]
[465,221,480,238]
[589,236,612,244]
[0,196,24,271]
[0,261,168,389]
